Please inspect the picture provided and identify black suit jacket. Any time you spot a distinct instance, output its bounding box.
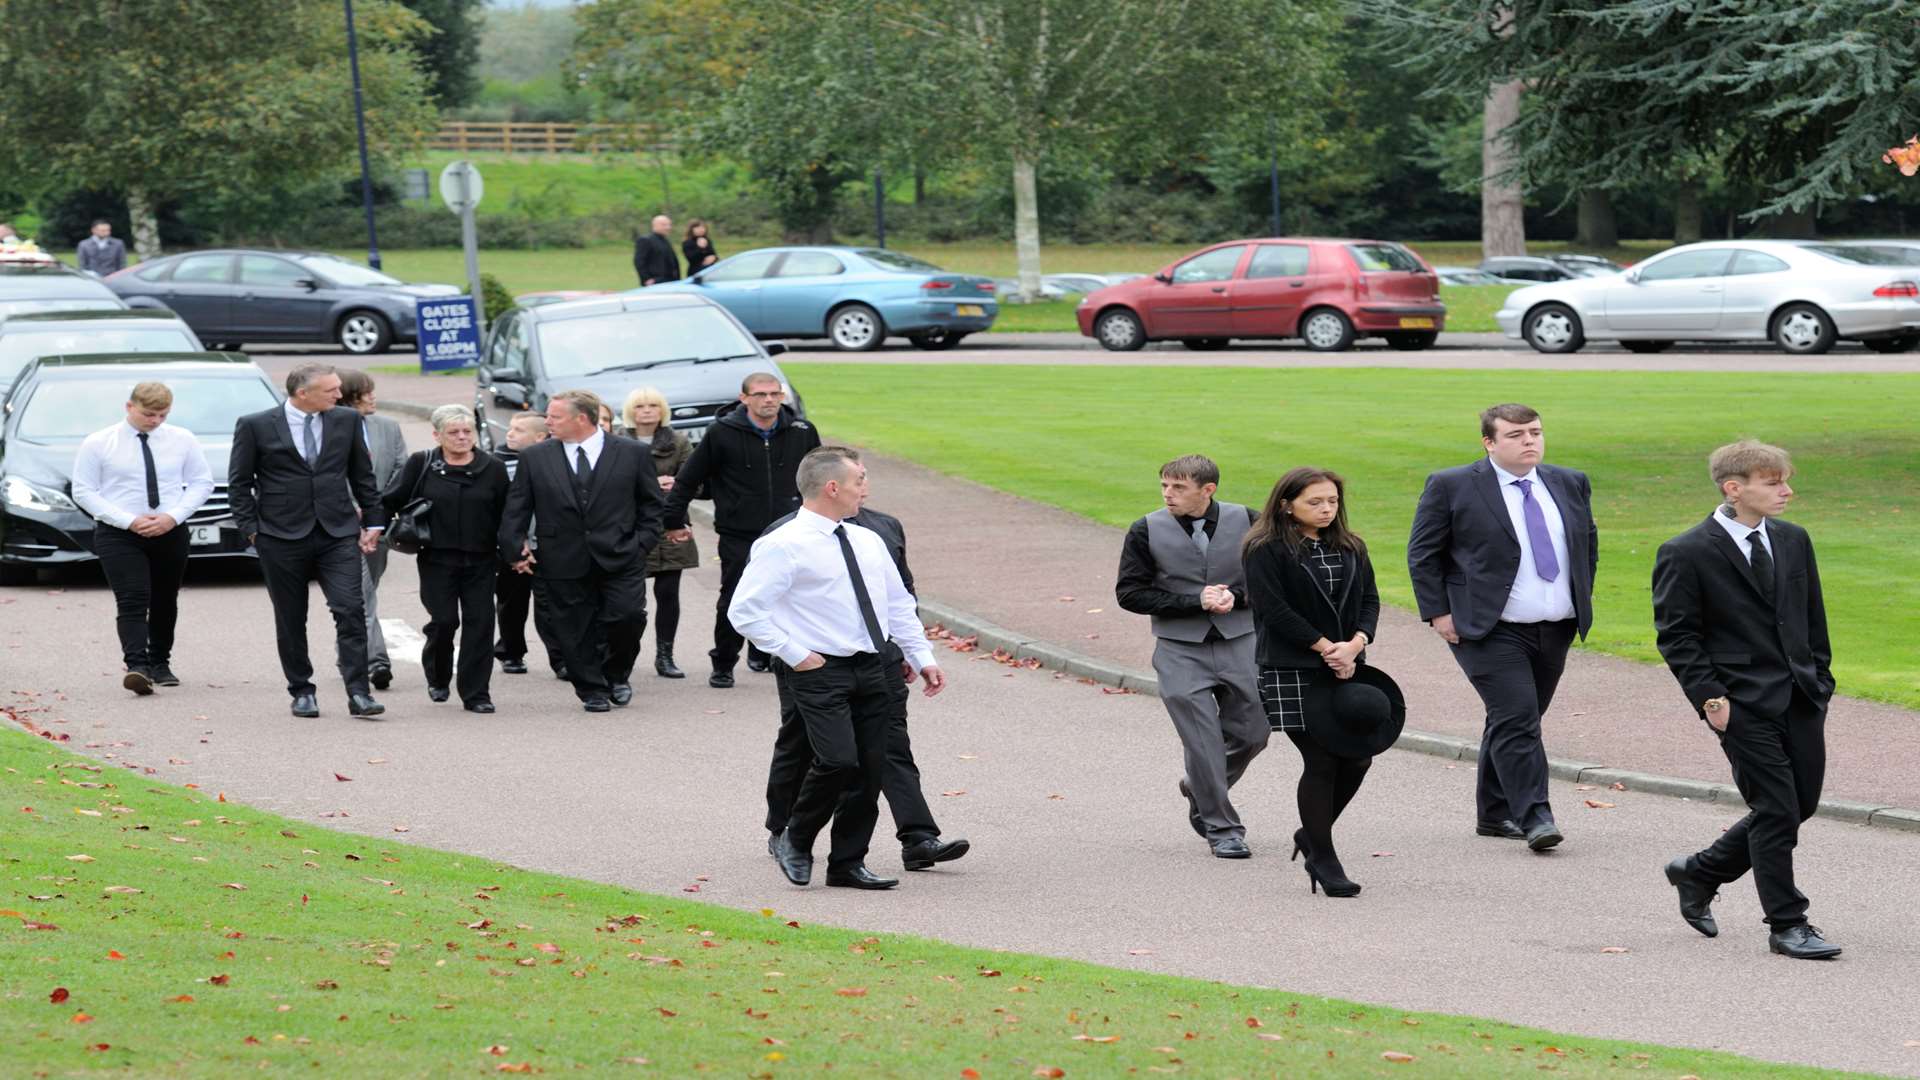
[1243,539,1380,669]
[1406,458,1598,640]
[633,233,680,285]
[228,405,383,541]
[1651,514,1833,720]
[497,436,664,578]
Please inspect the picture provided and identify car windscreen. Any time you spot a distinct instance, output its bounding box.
[295,255,403,287]
[0,328,200,385]
[1346,243,1424,272]
[535,306,759,379]
[1802,244,1910,266]
[0,297,127,318]
[0,266,108,295]
[857,249,942,272]
[17,374,278,439]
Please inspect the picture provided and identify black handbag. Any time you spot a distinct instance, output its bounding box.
[386,451,436,555]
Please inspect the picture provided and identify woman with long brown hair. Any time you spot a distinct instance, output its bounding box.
[683,219,719,276]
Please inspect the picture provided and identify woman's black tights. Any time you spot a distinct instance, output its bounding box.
[1286,730,1372,867]
[651,571,682,643]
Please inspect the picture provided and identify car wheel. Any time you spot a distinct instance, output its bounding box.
[1299,308,1355,352]
[907,330,966,350]
[1862,334,1918,354]
[1621,340,1675,354]
[1522,303,1585,354]
[1384,331,1438,351]
[1094,309,1146,352]
[1181,338,1230,351]
[1771,303,1835,355]
[336,309,392,355]
[827,304,885,351]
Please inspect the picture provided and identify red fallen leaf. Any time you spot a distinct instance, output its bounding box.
[744,1007,768,1019]
[23,920,59,930]
[1610,781,1628,791]
[1382,1051,1416,1063]
[496,1066,536,1075]
[1583,799,1617,809]
[334,773,352,782]
[107,950,126,960]
[1245,1017,1264,1028]
[225,931,245,939]
[243,1036,261,1046]
[534,943,560,954]
[682,884,700,893]
[1033,1069,1066,1078]
[301,894,309,906]
[72,1012,94,1023]
[209,974,231,986]
[785,920,800,928]
[217,792,227,803]
[468,919,492,930]
[88,1043,110,1052]
[50,987,70,1003]
[962,1070,982,1080]
[654,1007,679,1017]
[486,1045,510,1055]
[219,951,235,960]
[170,994,195,1002]
[835,987,868,997]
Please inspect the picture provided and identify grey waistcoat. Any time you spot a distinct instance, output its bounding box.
[1145,503,1255,643]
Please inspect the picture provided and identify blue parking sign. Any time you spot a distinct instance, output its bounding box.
[417,296,482,372]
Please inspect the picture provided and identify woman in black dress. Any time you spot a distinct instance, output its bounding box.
[1242,467,1382,897]
[683,219,719,276]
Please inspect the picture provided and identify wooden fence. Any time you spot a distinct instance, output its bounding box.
[429,121,672,155]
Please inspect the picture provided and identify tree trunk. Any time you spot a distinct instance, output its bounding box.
[125,185,162,261]
[1673,183,1703,244]
[1575,190,1617,249]
[1011,152,1042,302]
[1480,80,1526,258]
[913,165,926,205]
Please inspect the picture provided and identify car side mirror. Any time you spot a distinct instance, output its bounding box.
[1153,272,1172,284]
[492,383,530,408]
[689,274,706,285]
[486,366,524,385]
[764,341,789,356]
[1623,270,1641,284]
[293,277,319,291]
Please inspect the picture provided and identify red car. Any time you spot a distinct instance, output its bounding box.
[1075,237,1446,352]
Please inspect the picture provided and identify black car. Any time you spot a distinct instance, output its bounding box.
[0,353,279,584]
[1,256,128,319]
[1477,256,1579,283]
[0,309,203,398]
[104,249,460,355]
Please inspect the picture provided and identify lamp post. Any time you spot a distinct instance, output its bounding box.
[343,0,383,270]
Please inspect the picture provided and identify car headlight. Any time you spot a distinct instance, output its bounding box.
[1,475,78,512]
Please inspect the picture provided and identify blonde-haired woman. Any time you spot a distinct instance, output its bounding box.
[624,386,698,678]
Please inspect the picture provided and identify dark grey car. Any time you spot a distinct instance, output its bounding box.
[0,309,203,398]
[1,259,128,319]
[104,249,459,354]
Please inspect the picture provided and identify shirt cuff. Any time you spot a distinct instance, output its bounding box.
[775,641,811,667]
[902,645,934,673]
[364,526,384,533]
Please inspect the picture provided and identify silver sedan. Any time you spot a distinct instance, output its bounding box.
[1494,240,1920,355]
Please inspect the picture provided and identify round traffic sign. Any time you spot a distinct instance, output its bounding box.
[438,160,485,214]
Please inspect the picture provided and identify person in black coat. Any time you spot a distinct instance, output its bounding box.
[386,405,510,713]
[227,362,387,719]
[1652,441,1840,960]
[633,214,681,286]
[1243,467,1382,897]
[682,219,719,277]
[498,391,665,712]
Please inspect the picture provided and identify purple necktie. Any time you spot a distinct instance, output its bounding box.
[1514,478,1560,582]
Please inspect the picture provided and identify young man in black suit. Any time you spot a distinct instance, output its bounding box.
[498,390,665,712]
[1407,403,1598,851]
[1652,441,1840,959]
[227,363,387,719]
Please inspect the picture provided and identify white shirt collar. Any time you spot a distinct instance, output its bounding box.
[794,506,842,534]
[561,427,605,453]
[1713,506,1769,543]
[1488,457,1538,486]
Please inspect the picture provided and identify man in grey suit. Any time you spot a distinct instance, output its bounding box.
[1116,454,1269,859]
[76,220,127,276]
[339,371,408,690]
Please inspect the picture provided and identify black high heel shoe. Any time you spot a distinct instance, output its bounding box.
[1303,857,1361,898]
[1290,827,1308,863]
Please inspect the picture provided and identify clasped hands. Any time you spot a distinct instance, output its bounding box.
[127,513,177,538]
[1199,584,1235,614]
[1315,634,1366,680]
[511,540,537,575]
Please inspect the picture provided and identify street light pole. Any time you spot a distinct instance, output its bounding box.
[343,0,383,270]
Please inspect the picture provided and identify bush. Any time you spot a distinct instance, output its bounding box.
[478,272,514,322]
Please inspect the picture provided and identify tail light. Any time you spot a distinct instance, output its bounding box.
[977,281,995,292]
[1872,281,1919,298]
[920,279,954,291]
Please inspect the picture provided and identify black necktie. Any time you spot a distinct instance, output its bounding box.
[574,446,591,498]
[136,431,159,509]
[834,524,887,652]
[1747,532,1775,598]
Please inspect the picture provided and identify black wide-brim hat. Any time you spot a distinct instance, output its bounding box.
[1302,664,1407,760]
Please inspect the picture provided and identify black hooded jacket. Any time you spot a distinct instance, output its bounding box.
[662,401,820,539]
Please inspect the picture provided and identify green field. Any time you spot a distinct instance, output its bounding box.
[0,726,1865,1078]
[782,364,1920,709]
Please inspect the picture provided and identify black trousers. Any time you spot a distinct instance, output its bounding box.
[542,562,648,700]
[709,533,766,671]
[494,562,565,673]
[780,652,894,871]
[765,644,939,845]
[1692,688,1827,929]
[1285,731,1372,867]
[92,522,190,669]
[255,528,368,699]
[420,551,497,705]
[1449,618,1576,831]
[650,569,683,645]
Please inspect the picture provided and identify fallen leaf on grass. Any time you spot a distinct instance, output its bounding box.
[1583,800,1616,809]
[835,987,869,997]
[50,987,69,1003]
[208,974,230,986]
[103,886,141,895]
[106,950,126,960]
[496,1065,537,1075]
[485,1045,510,1056]
[1244,1017,1263,1028]
[65,854,94,862]
[962,1070,982,1080]
[1382,1051,1416,1063]
[1255,1033,1285,1041]
[169,994,194,1003]
[656,1007,677,1017]
[977,969,1001,978]
[314,980,338,990]
[220,883,247,890]
[1033,1069,1066,1078]
[534,943,561,954]
[71,1012,94,1023]
[1073,1034,1120,1043]
[74,808,102,817]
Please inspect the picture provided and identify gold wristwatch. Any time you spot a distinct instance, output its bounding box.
[1702,697,1729,715]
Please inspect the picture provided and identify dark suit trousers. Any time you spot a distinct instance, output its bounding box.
[494,562,565,673]
[255,528,369,698]
[543,563,648,699]
[1449,619,1576,830]
[1693,688,1826,929]
[766,644,939,845]
[710,533,767,671]
[781,652,895,872]
[92,523,190,668]
[420,552,497,705]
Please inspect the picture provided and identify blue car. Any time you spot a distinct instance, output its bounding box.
[644,246,997,351]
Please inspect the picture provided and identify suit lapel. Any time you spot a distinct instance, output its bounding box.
[1471,459,1520,547]
[275,409,314,473]
[1705,518,1771,606]
[1539,466,1584,567]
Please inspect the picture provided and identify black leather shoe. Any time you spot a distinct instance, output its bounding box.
[746,654,771,674]
[347,693,385,718]
[123,668,154,696]
[148,663,180,687]
[825,865,898,890]
[369,665,392,691]
[465,700,496,714]
[1769,924,1842,959]
[1210,837,1252,859]
[767,832,781,859]
[554,664,571,681]
[709,669,735,689]
[1525,823,1564,851]
[291,693,320,718]
[773,830,812,886]
[655,643,685,679]
[1476,819,1526,839]
[609,683,633,707]
[427,686,450,703]
[1177,780,1205,838]
[501,658,528,675]
[902,837,970,870]
[582,696,612,713]
[1664,857,1719,938]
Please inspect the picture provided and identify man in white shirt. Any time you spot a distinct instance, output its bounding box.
[730,446,946,891]
[69,381,213,695]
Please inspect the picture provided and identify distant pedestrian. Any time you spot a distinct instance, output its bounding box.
[633,214,680,287]
[337,370,408,692]
[1117,454,1268,859]
[622,387,697,679]
[76,219,126,276]
[597,402,617,437]
[1243,467,1402,898]
[1407,403,1597,852]
[492,411,566,680]
[1652,441,1840,960]
[662,372,819,688]
[683,219,719,276]
[68,381,212,695]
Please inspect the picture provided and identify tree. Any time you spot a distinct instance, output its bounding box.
[0,0,436,259]
[400,0,485,109]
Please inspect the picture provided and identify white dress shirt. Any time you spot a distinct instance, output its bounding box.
[1711,505,1773,560]
[69,420,213,531]
[285,399,323,462]
[560,428,606,472]
[728,507,935,672]
[1489,458,1576,624]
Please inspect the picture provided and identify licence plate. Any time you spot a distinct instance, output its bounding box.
[956,304,985,317]
[189,524,222,547]
[685,424,705,445]
[1398,317,1435,329]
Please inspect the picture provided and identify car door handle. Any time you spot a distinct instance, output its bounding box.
[1700,285,1723,293]
[1290,281,1306,288]
[1210,286,1227,293]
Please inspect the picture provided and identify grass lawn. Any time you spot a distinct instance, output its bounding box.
[781,364,1920,709]
[0,726,1864,1078]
